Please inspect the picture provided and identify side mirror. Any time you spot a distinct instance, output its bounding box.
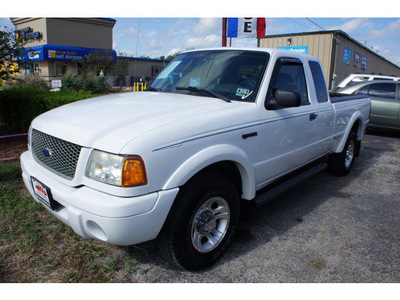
[265,89,301,110]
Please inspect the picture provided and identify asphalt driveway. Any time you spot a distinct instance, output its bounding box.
[114,131,400,283]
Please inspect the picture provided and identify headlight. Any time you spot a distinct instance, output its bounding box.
[85,150,147,187]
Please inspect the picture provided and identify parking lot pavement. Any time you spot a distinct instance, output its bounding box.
[114,132,400,283]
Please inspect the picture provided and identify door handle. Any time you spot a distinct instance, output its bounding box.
[309,113,318,121]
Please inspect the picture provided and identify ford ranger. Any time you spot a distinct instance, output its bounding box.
[21,48,371,270]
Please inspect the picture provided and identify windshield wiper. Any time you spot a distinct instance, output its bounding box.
[176,86,231,103]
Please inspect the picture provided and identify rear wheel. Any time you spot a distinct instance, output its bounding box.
[328,131,357,176]
[158,172,240,270]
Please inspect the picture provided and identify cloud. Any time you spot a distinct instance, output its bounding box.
[328,18,373,34]
[185,34,220,49]
[368,19,400,41]
[266,19,295,35]
[193,18,221,36]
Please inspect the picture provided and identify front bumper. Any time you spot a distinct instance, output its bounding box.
[20,151,178,246]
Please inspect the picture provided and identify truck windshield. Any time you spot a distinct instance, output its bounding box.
[150,50,270,102]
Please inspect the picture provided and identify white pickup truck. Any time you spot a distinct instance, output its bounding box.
[21,48,370,270]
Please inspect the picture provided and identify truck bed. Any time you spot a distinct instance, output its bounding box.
[329,92,366,103]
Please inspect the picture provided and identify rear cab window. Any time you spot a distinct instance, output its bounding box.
[309,61,328,103]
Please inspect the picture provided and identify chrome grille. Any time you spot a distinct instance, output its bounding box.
[31,129,82,180]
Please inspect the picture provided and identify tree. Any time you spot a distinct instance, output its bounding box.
[84,49,115,75]
[0,26,26,82]
[116,52,129,88]
[165,52,181,61]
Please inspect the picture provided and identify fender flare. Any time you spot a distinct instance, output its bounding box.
[334,111,363,154]
[162,144,256,200]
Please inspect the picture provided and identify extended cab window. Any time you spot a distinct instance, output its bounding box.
[267,58,309,107]
[309,61,328,103]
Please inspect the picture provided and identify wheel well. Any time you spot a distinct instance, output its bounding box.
[352,120,360,136]
[351,120,363,157]
[188,161,243,196]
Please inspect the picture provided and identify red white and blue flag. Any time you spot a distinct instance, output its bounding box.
[227,18,266,38]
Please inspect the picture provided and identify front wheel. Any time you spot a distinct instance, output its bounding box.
[157,172,240,270]
[328,131,357,176]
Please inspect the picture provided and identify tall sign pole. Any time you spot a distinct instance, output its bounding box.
[222,18,227,47]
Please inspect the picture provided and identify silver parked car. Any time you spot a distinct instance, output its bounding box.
[337,81,400,132]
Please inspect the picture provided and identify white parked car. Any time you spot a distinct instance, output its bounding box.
[21,48,371,270]
[336,73,400,90]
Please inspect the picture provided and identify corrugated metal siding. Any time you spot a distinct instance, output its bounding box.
[259,31,400,89]
[333,33,400,84]
[259,32,333,85]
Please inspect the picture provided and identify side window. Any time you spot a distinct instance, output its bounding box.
[349,76,369,86]
[309,61,328,103]
[357,86,369,95]
[367,83,396,99]
[268,58,309,106]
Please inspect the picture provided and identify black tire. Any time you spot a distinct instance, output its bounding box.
[328,131,357,176]
[157,172,240,271]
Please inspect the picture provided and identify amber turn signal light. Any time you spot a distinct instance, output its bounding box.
[121,156,147,187]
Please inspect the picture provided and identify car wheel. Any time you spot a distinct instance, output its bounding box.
[158,172,240,271]
[328,131,357,176]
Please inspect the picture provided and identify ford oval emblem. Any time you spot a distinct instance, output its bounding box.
[43,148,52,158]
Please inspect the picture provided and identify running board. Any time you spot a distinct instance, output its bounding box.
[253,162,327,207]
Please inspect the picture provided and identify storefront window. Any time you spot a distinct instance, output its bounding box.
[55,62,68,77]
[24,63,40,75]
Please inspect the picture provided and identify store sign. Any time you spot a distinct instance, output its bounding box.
[343,47,352,64]
[278,46,308,54]
[353,52,360,68]
[15,27,42,40]
[47,49,89,61]
[13,45,117,63]
[361,56,367,70]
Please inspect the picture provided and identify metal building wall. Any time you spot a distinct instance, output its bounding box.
[333,33,400,85]
[259,30,400,89]
[259,32,334,86]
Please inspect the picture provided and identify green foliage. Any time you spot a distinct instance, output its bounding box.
[1,26,27,80]
[61,72,82,91]
[14,75,50,90]
[61,71,110,94]
[0,87,46,130]
[0,87,95,131]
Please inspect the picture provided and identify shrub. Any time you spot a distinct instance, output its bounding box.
[61,72,82,91]
[61,73,110,94]
[0,88,95,132]
[13,75,50,91]
[0,87,46,131]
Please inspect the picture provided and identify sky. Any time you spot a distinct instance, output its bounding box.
[1,1,400,65]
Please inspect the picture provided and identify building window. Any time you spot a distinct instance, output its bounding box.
[55,62,68,77]
[25,63,40,75]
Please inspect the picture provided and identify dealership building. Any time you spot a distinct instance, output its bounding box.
[258,30,400,89]
[11,18,169,86]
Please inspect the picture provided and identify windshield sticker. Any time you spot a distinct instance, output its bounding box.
[189,77,201,87]
[241,90,253,99]
[236,87,251,98]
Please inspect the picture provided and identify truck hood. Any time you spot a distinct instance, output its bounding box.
[31,92,247,153]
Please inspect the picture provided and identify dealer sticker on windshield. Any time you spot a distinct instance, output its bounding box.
[236,87,250,97]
